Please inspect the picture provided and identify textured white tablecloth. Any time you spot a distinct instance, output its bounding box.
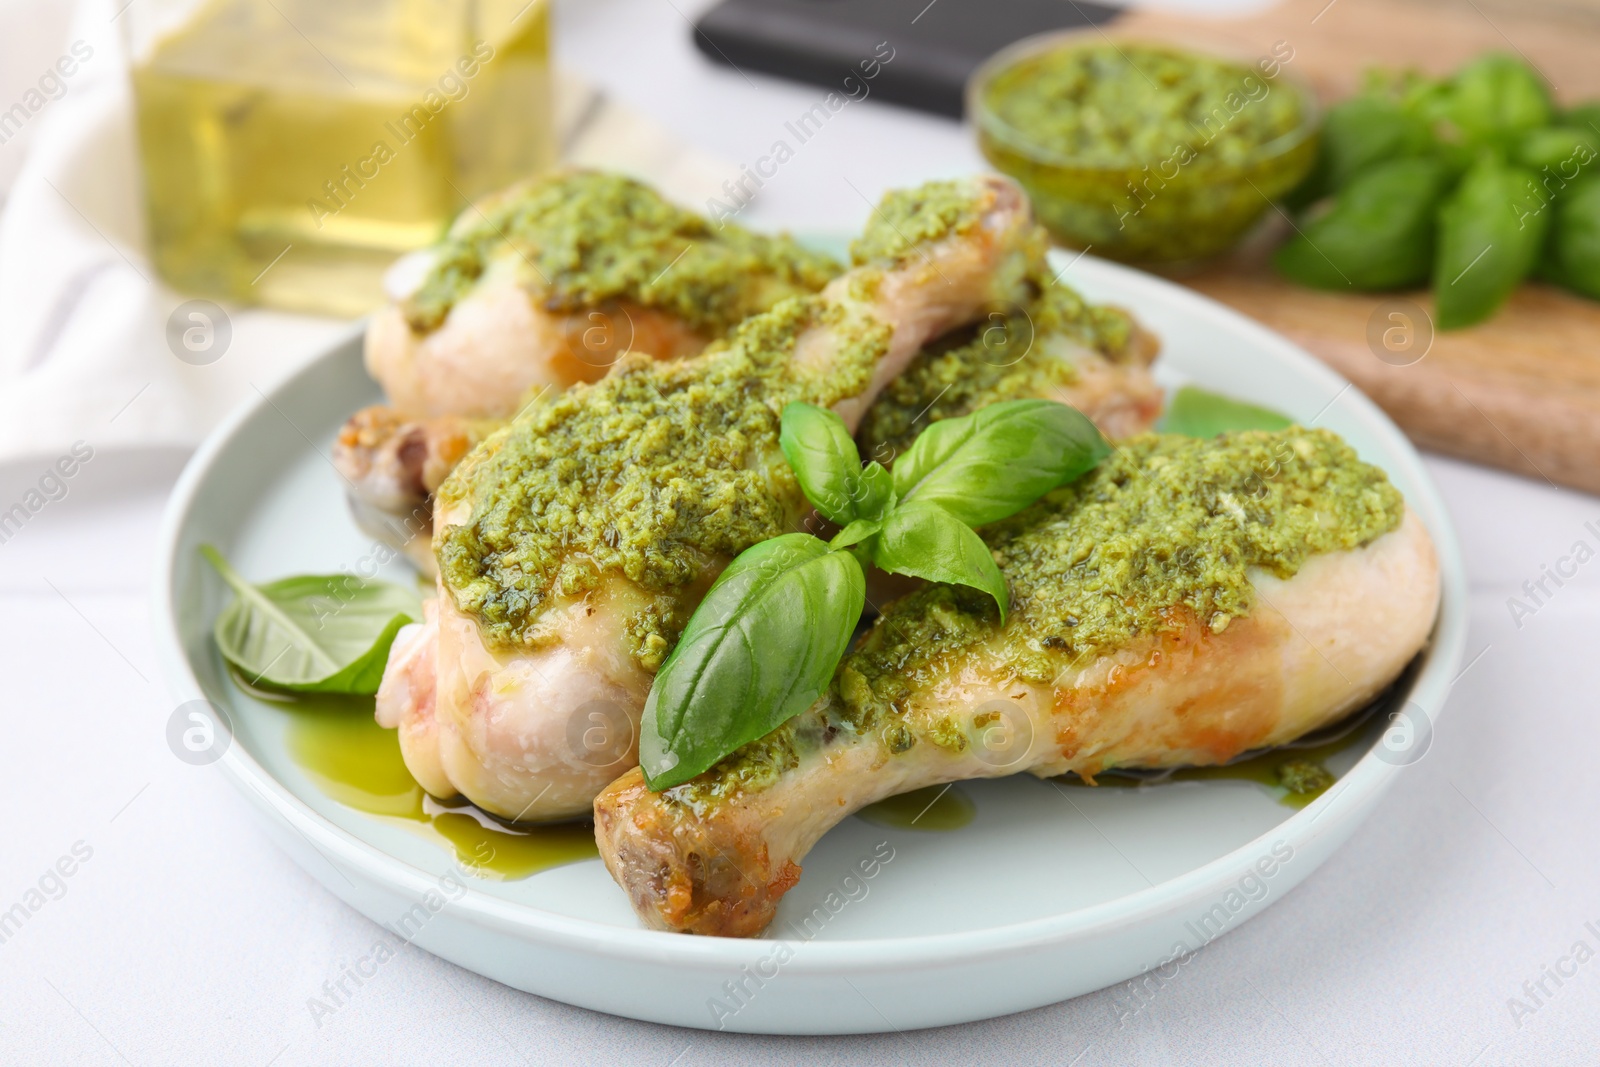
[2,0,1596,1064]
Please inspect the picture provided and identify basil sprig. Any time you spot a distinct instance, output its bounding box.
[639,399,1107,790]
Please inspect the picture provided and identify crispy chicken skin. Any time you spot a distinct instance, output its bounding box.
[377,176,1050,822]
[594,436,1440,937]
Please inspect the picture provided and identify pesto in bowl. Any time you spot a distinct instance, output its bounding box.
[969,36,1319,265]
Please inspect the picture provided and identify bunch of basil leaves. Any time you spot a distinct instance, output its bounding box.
[638,399,1109,791]
[1277,52,1600,328]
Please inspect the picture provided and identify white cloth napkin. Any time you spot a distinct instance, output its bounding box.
[0,0,733,465]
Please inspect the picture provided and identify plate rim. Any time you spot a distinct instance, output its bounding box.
[150,255,1469,975]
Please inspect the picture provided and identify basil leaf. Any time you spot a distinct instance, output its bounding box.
[1160,386,1293,438]
[857,460,893,521]
[1434,155,1549,330]
[780,403,869,524]
[1514,126,1600,172]
[200,544,422,695]
[891,399,1108,528]
[1285,94,1435,209]
[639,533,864,790]
[869,501,1009,620]
[1273,157,1452,291]
[1439,53,1553,150]
[1545,179,1600,300]
[1564,102,1600,141]
[830,517,882,550]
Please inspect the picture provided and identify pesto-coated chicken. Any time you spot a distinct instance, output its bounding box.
[367,168,841,419]
[377,176,1057,821]
[858,281,1162,464]
[340,170,840,571]
[594,429,1440,937]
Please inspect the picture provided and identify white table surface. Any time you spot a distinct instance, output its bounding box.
[4,1,1599,1063]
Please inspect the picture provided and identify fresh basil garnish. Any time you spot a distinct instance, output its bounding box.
[869,501,1009,620]
[891,398,1108,527]
[640,399,1110,791]
[779,402,892,524]
[639,534,864,790]
[1160,386,1293,438]
[200,544,422,695]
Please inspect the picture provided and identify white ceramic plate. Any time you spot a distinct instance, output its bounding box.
[153,250,1467,1034]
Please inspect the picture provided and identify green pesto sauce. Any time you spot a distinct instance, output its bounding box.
[403,170,839,334]
[858,282,1136,461]
[435,297,892,667]
[853,428,1404,708]
[1276,757,1336,796]
[672,429,1403,802]
[847,180,987,266]
[982,43,1306,168]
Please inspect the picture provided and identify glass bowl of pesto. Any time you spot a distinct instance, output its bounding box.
[969,35,1320,266]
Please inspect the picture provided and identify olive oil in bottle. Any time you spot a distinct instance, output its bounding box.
[127,0,555,317]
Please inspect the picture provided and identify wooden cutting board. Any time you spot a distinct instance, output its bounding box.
[1107,0,1600,495]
